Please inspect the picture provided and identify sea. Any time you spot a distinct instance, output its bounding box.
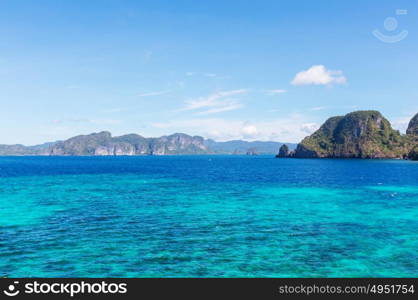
[0,156,417,277]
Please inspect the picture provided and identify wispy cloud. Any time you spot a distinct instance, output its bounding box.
[51,118,89,125]
[101,108,124,113]
[51,118,121,125]
[180,89,247,115]
[138,91,169,97]
[90,119,122,125]
[185,72,225,79]
[309,106,327,111]
[291,65,347,86]
[151,114,319,143]
[195,103,243,115]
[266,89,287,95]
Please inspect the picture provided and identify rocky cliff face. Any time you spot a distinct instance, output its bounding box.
[148,133,208,155]
[406,113,418,160]
[406,113,418,136]
[49,131,113,155]
[408,146,418,160]
[47,132,210,156]
[283,111,412,159]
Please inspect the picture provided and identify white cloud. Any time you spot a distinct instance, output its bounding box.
[138,91,169,97]
[391,114,415,133]
[180,89,247,115]
[151,115,319,143]
[195,103,243,115]
[186,72,220,78]
[309,106,327,111]
[51,118,122,125]
[291,65,347,86]
[241,124,259,139]
[301,123,319,134]
[266,89,287,95]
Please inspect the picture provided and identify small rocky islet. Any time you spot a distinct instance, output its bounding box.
[277,110,418,160]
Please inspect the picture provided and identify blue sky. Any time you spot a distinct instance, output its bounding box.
[1,0,417,145]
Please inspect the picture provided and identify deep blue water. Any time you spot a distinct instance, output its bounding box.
[0,156,417,277]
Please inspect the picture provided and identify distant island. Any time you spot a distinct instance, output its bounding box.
[277,111,418,160]
[3,110,418,160]
[0,132,295,156]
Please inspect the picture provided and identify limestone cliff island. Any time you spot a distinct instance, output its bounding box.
[277,111,418,160]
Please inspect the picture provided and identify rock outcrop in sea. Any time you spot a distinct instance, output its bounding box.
[278,110,418,159]
[275,144,290,158]
[204,139,296,154]
[246,147,259,155]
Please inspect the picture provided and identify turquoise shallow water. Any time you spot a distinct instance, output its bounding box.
[0,156,417,277]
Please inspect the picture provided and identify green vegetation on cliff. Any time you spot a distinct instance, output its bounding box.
[293,111,412,159]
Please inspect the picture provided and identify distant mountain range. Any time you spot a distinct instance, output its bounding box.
[3,111,418,159]
[0,132,295,156]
